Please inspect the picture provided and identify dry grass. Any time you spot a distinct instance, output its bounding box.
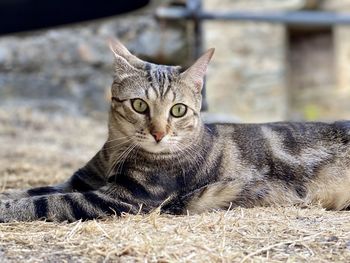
[1,107,350,262]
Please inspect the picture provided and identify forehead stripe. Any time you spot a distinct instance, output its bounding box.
[162,73,172,99]
[157,68,164,97]
[145,88,150,100]
[144,62,152,77]
[143,63,180,100]
[145,63,160,97]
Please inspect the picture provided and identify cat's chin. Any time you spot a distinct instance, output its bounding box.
[140,142,175,154]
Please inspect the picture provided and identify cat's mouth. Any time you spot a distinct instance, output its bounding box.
[139,140,173,153]
[135,136,181,154]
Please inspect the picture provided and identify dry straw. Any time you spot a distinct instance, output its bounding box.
[1,108,350,262]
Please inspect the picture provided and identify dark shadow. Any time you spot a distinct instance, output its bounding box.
[0,0,150,35]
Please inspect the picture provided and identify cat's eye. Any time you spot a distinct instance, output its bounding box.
[171,104,187,118]
[131,99,148,114]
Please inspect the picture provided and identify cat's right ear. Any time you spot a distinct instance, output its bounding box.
[108,39,139,81]
[180,48,215,93]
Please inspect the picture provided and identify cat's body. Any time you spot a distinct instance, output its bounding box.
[1,40,350,222]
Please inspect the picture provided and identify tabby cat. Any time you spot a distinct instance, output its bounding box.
[1,39,350,222]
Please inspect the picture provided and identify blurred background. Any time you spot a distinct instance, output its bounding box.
[1,0,350,123]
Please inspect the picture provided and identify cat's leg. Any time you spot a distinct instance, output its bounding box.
[0,183,70,201]
[1,146,109,201]
[0,167,106,201]
[162,181,244,214]
[163,180,302,214]
[0,189,138,222]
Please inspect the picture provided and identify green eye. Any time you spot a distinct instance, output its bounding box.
[131,99,148,114]
[171,104,187,118]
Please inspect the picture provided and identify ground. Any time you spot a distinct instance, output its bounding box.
[0,107,350,262]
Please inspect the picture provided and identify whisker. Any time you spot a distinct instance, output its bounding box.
[103,138,134,150]
[105,135,132,143]
[106,135,137,177]
[114,143,138,179]
[107,144,133,177]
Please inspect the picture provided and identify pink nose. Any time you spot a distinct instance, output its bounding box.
[151,131,166,143]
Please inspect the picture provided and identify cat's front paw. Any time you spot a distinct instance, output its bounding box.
[0,200,21,222]
[0,214,6,223]
[0,202,9,222]
[0,192,11,201]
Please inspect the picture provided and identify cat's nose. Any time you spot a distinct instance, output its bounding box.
[151,131,166,143]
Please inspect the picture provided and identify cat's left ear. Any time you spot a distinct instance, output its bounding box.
[108,38,145,68]
[108,38,141,81]
[180,48,215,93]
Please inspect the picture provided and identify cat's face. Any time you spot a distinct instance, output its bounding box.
[108,40,214,154]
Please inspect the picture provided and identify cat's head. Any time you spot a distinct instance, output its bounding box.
[108,39,214,154]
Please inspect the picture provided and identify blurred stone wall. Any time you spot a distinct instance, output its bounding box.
[204,0,302,122]
[0,2,190,117]
[287,1,350,121]
[204,0,350,122]
[2,0,350,122]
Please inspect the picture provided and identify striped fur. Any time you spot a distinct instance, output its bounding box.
[1,40,350,222]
